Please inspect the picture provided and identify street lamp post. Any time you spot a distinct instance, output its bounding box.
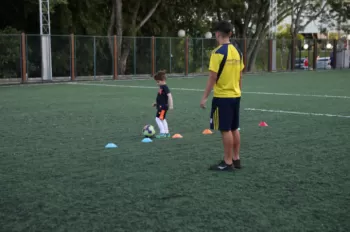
[202,32,212,72]
[303,43,309,70]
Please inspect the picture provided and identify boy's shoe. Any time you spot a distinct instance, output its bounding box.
[232,159,242,169]
[156,133,171,139]
[156,133,167,139]
[209,161,234,171]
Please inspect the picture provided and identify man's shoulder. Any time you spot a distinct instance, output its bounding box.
[212,45,226,55]
[228,44,242,59]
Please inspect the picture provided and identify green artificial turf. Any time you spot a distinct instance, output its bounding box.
[1,70,350,231]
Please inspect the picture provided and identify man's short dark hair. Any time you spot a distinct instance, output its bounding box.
[213,21,233,36]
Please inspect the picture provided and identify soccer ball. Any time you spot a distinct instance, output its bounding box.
[142,125,156,137]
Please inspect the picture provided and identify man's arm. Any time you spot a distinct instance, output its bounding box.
[200,52,220,108]
[239,72,242,90]
[167,93,174,109]
[202,71,217,100]
[240,53,244,90]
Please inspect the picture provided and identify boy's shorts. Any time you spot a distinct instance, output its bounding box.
[156,105,168,120]
[210,97,240,131]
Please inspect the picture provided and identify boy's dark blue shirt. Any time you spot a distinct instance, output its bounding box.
[156,85,170,108]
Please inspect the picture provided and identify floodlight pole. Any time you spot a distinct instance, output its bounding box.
[39,0,52,80]
[269,0,277,71]
[268,0,277,39]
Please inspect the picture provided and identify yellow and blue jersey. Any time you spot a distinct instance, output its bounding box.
[209,43,244,98]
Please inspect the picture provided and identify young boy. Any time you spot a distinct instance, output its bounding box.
[152,70,174,138]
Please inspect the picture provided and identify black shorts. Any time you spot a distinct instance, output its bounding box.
[210,97,240,131]
[156,105,168,120]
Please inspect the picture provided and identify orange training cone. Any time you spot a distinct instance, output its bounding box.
[172,134,183,138]
[202,129,213,134]
[259,121,268,127]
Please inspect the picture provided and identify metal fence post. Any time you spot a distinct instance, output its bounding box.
[151,36,155,76]
[169,37,172,73]
[332,39,337,69]
[154,37,157,72]
[134,37,136,75]
[313,39,317,71]
[21,33,27,83]
[185,37,189,76]
[201,38,204,72]
[243,38,247,73]
[70,34,75,81]
[291,38,296,71]
[93,36,96,79]
[113,35,118,80]
[268,39,272,72]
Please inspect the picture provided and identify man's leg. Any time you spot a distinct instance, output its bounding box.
[209,98,234,171]
[231,97,241,168]
[222,131,234,165]
[232,129,240,161]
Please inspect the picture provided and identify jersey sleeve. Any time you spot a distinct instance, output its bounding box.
[209,52,223,73]
[163,85,170,94]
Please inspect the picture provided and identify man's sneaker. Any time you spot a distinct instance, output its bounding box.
[209,161,234,171]
[165,133,171,138]
[232,159,241,169]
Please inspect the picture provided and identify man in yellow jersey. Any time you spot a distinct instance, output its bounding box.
[200,21,244,171]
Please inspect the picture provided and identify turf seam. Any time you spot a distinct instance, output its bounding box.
[66,82,350,99]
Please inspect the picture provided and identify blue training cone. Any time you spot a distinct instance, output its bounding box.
[142,138,153,143]
[105,143,118,148]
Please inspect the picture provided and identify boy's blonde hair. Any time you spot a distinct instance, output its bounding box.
[154,70,167,81]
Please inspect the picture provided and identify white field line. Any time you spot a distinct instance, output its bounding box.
[245,108,350,119]
[66,82,350,99]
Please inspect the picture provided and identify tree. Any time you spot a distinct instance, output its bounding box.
[287,0,327,38]
[0,27,21,78]
[327,0,350,35]
[277,24,304,39]
[108,0,162,74]
[213,0,292,71]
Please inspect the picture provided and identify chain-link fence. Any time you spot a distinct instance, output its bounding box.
[0,34,349,83]
[0,35,21,80]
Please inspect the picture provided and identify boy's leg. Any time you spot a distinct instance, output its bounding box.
[156,110,169,138]
[155,117,165,133]
[162,119,171,137]
[209,98,234,171]
[161,110,170,137]
[155,109,165,134]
